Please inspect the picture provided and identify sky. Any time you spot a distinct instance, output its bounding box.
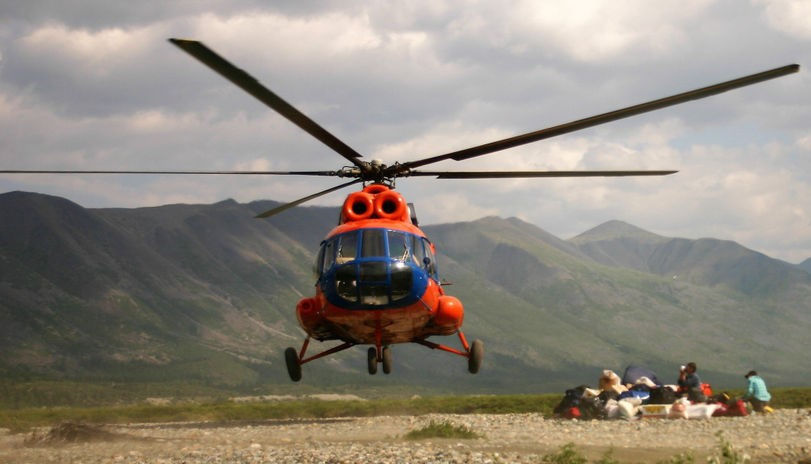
[1,0,810,263]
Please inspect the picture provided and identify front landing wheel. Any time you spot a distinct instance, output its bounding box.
[382,346,392,374]
[468,339,484,374]
[367,347,378,375]
[285,347,302,382]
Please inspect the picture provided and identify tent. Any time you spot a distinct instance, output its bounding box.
[621,365,663,386]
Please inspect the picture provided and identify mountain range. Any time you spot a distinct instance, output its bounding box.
[1,190,809,393]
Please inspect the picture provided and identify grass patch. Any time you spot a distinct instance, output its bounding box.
[0,393,560,433]
[404,420,481,440]
[542,443,588,464]
[1,386,809,434]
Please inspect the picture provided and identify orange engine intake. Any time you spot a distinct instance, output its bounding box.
[374,190,408,221]
[434,295,464,330]
[341,192,374,222]
[340,184,411,223]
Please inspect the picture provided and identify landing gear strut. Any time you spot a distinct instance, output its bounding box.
[415,330,484,374]
[284,332,483,381]
[284,337,356,382]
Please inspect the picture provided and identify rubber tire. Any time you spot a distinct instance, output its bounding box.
[382,346,392,374]
[367,347,378,375]
[468,339,484,374]
[285,347,302,382]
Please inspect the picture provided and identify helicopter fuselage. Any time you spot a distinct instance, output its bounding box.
[295,185,463,346]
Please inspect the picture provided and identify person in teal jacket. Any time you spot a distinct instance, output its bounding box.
[743,370,771,412]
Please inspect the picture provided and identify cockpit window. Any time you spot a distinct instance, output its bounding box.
[336,231,358,264]
[321,229,436,306]
[388,230,409,261]
[335,264,358,302]
[361,229,385,257]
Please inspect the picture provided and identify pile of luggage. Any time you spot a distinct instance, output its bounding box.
[553,365,750,420]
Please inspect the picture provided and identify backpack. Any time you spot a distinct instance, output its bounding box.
[648,386,677,405]
[578,396,605,420]
[554,385,587,415]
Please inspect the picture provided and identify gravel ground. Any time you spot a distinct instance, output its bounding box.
[1,409,810,463]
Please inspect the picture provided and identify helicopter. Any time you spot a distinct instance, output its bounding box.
[1,39,798,381]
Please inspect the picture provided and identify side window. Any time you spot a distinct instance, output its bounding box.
[315,243,325,276]
[409,234,426,267]
[322,238,336,271]
[422,237,437,276]
[336,232,358,264]
[387,230,409,261]
[361,229,385,257]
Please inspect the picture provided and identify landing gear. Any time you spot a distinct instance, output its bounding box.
[367,346,393,375]
[468,339,484,374]
[284,337,357,382]
[285,347,302,382]
[415,331,484,374]
[367,347,378,375]
[382,346,392,374]
[284,333,482,381]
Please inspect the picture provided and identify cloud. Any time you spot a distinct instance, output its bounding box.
[1,1,810,263]
[754,0,811,40]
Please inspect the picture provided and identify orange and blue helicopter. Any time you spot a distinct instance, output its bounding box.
[2,39,798,381]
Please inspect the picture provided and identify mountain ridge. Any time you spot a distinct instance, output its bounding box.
[2,191,809,391]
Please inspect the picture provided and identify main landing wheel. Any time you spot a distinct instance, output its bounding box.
[382,346,392,374]
[367,347,378,375]
[468,339,484,374]
[285,347,302,382]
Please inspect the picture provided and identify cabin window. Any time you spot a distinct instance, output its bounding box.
[361,229,385,257]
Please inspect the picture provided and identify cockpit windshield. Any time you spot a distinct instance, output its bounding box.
[317,228,437,307]
[361,229,385,258]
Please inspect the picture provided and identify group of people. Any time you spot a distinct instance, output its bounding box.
[677,362,772,412]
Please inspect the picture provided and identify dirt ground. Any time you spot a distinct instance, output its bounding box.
[2,410,810,463]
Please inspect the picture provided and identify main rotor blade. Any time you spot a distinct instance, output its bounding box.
[395,64,800,172]
[407,170,678,178]
[169,38,366,170]
[0,169,341,176]
[254,178,364,218]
